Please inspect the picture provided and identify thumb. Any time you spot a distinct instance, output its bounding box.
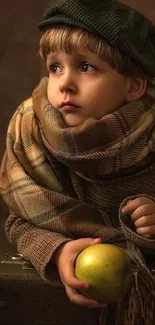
[74,237,102,254]
[92,238,102,244]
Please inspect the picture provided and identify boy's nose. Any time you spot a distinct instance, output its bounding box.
[59,73,77,93]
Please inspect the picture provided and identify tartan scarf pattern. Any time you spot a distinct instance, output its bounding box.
[1,77,155,324]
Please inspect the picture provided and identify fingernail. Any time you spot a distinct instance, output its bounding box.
[84,283,90,289]
[93,238,101,242]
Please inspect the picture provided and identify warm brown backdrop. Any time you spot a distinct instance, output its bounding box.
[0,0,49,219]
[122,0,155,21]
[0,0,155,221]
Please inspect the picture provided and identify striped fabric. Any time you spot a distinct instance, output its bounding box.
[1,78,155,324]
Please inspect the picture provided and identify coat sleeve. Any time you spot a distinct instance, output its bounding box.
[5,212,71,284]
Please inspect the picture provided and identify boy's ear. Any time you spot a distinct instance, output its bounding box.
[125,78,147,102]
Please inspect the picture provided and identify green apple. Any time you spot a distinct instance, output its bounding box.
[75,243,132,303]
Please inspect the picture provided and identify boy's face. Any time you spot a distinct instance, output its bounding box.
[46,46,129,127]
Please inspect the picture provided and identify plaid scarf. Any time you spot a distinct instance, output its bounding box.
[1,77,155,325]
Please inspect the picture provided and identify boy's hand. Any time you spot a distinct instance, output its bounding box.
[122,197,155,238]
[53,237,107,308]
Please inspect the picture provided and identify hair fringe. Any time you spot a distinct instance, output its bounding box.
[39,26,150,79]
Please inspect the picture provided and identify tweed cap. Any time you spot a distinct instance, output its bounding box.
[38,0,155,77]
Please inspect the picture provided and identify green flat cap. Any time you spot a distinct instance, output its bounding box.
[38,0,155,77]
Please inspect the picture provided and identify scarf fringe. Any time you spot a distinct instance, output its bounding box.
[100,270,155,325]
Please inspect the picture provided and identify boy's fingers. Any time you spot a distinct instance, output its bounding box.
[134,214,155,227]
[122,197,154,214]
[131,205,155,222]
[63,263,90,289]
[66,285,107,308]
[61,238,102,288]
[66,276,90,290]
[136,225,155,236]
[72,237,102,255]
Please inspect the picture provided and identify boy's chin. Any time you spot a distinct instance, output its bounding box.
[62,113,87,128]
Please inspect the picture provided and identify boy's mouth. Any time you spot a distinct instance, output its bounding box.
[59,101,79,112]
[59,101,78,107]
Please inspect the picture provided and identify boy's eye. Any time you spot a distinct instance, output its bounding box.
[81,63,95,72]
[49,64,61,73]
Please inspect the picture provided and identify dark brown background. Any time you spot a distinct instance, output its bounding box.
[0,1,155,223]
[0,0,49,221]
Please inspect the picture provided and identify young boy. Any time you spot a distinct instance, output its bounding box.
[1,0,155,324]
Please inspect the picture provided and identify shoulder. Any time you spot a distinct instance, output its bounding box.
[16,97,34,117]
[18,77,48,115]
[23,97,33,109]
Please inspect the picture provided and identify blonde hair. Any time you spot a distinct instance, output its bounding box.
[39,25,149,79]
